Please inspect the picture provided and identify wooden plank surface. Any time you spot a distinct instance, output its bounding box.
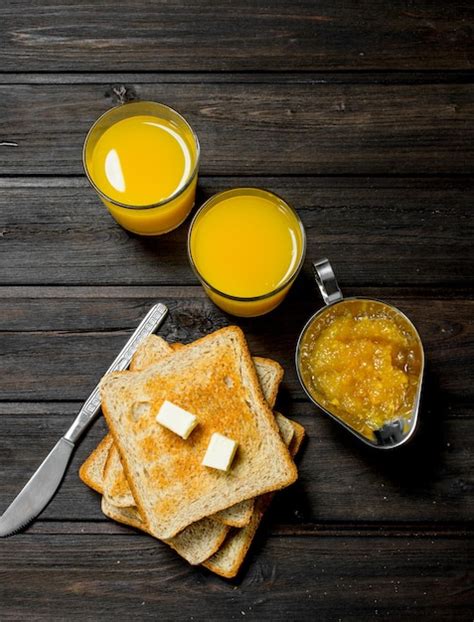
[1,1,472,71]
[0,82,473,175]
[0,289,472,402]
[1,533,472,621]
[0,177,472,286]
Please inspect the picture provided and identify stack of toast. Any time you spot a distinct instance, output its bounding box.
[79,326,305,578]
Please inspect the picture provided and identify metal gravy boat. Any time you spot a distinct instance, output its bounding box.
[295,259,424,449]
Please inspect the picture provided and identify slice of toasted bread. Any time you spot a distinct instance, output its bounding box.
[101,497,229,565]
[289,420,306,456]
[102,335,284,527]
[100,326,297,540]
[273,412,295,447]
[202,417,305,578]
[78,434,114,494]
[103,444,135,507]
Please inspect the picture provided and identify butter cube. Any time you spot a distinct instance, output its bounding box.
[202,433,238,471]
[156,400,198,439]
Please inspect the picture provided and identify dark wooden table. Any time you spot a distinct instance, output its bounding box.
[0,2,473,620]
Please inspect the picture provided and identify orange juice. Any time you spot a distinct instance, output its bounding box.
[83,102,199,235]
[188,188,306,316]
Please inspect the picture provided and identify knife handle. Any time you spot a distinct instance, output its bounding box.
[63,303,168,444]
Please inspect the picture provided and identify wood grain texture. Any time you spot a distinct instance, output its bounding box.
[0,533,472,621]
[0,289,472,402]
[0,405,472,525]
[0,1,472,71]
[0,177,472,286]
[0,82,472,175]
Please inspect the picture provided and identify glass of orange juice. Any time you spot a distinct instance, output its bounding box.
[83,101,200,235]
[188,188,306,317]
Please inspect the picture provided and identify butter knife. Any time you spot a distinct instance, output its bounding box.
[0,303,168,537]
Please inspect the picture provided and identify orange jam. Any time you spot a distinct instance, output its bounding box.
[299,300,422,440]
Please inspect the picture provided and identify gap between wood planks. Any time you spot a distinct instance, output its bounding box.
[0,174,473,182]
[0,285,472,299]
[0,70,472,86]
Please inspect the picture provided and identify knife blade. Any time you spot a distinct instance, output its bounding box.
[0,438,74,537]
[0,303,168,537]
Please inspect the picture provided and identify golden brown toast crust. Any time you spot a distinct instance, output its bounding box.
[289,420,306,456]
[78,434,114,494]
[252,356,283,409]
[103,444,135,507]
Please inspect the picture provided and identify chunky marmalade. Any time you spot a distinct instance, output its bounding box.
[299,300,422,440]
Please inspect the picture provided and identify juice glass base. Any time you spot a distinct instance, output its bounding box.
[205,283,292,317]
[102,176,197,235]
